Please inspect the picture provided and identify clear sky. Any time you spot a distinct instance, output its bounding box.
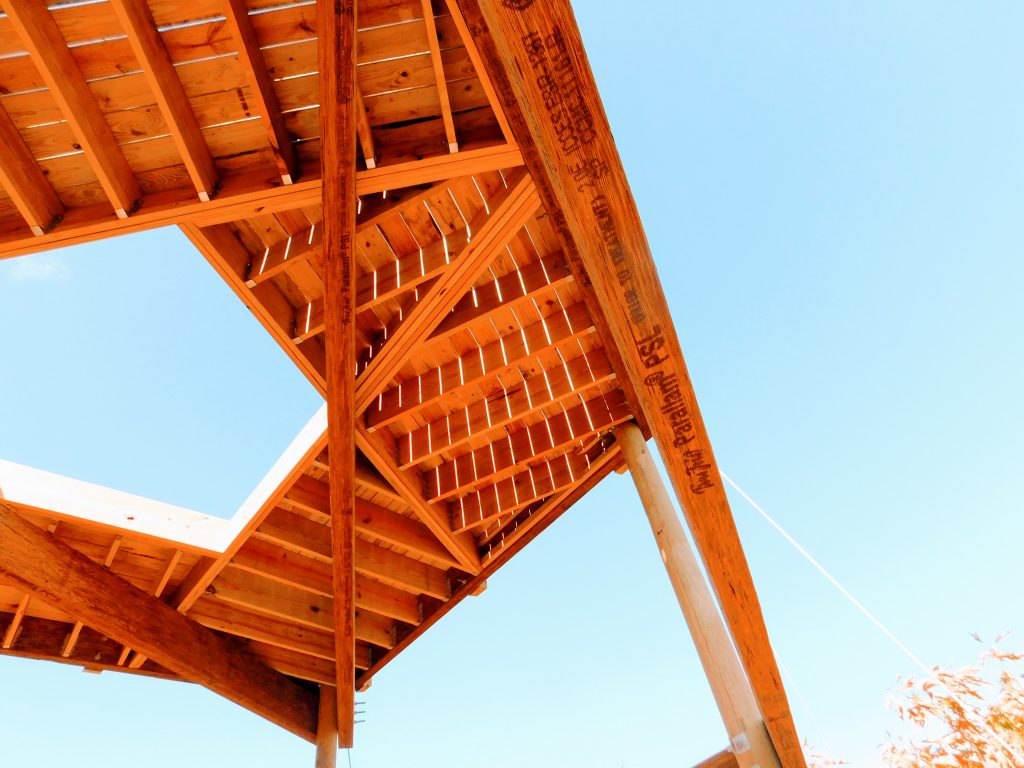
[1,2,1022,766]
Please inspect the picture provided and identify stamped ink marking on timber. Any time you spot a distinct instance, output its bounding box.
[519,20,716,494]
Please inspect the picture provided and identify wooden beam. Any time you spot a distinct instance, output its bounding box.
[398,347,615,468]
[182,222,327,389]
[428,388,631,504]
[422,0,458,152]
[617,423,780,768]
[1,594,30,649]
[319,0,358,746]
[0,145,523,261]
[695,750,740,768]
[223,0,298,184]
[356,172,540,412]
[109,0,218,201]
[356,424,481,573]
[0,105,63,235]
[2,0,140,218]
[354,87,377,169]
[316,685,339,768]
[367,301,595,431]
[292,227,470,344]
[442,0,513,142]
[0,503,317,741]
[454,3,805,763]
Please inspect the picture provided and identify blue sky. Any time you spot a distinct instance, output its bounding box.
[1,1,1022,765]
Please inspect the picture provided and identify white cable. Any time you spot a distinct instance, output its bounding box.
[720,471,1017,757]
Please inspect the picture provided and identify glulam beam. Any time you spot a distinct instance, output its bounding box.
[0,503,318,741]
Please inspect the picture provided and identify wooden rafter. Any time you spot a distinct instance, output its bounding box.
[397,347,615,469]
[109,0,219,201]
[355,424,481,573]
[453,1,805,762]
[0,104,63,236]
[223,0,298,185]
[2,0,140,218]
[319,0,359,744]
[0,503,318,741]
[421,0,458,152]
[428,389,630,505]
[442,0,513,142]
[366,301,595,431]
[355,171,540,412]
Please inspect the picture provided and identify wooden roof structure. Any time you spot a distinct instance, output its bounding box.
[0,1,806,765]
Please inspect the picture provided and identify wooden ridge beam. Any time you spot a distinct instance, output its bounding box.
[454,2,805,763]
[399,347,615,468]
[0,104,63,235]
[319,0,359,743]
[356,424,481,573]
[0,503,317,741]
[109,0,218,201]
[224,0,298,185]
[355,171,540,412]
[428,388,630,503]
[0,145,523,261]
[367,301,595,431]
[2,0,140,218]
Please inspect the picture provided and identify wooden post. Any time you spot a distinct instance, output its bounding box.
[318,0,357,747]
[315,685,338,768]
[616,422,782,768]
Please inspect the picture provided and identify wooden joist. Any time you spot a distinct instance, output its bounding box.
[356,424,481,573]
[0,105,63,236]
[224,0,298,185]
[422,0,458,152]
[109,0,218,201]
[319,0,359,744]
[398,347,615,468]
[2,0,140,218]
[0,503,318,741]
[355,171,540,412]
[454,2,805,762]
[366,301,595,431]
[428,388,631,503]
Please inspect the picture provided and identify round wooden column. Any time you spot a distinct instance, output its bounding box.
[315,685,339,768]
[615,422,782,768]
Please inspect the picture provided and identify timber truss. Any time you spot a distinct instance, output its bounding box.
[0,1,806,766]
